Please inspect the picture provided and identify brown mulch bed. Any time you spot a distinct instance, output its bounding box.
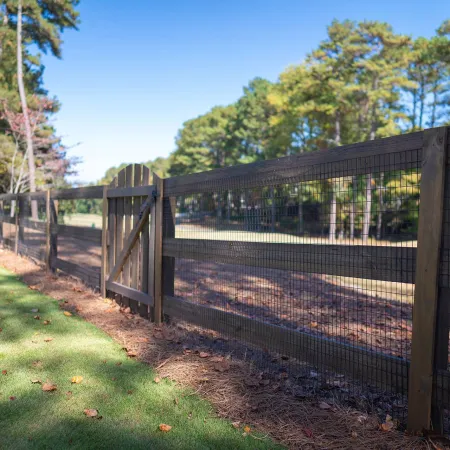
[0,248,442,449]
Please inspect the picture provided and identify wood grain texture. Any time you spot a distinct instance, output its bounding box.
[130,164,142,313]
[114,168,127,306]
[163,238,416,284]
[107,177,117,298]
[408,127,448,432]
[101,186,108,297]
[139,166,151,318]
[123,165,133,297]
[153,173,164,324]
[46,191,51,270]
[50,186,104,200]
[164,131,423,195]
[106,281,154,307]
[107,185,155,198]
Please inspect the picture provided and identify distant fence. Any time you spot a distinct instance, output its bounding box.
[1,127,450,433]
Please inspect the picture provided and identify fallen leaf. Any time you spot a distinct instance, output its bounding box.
[9,396,16,401]
[310,321,318,328]
[136,337,149,343]
[63,311,72,317]
[111,377,117,381]
[32,361,42,368]
[303,428,314,438]
[210,356,223,362]
[43,320,51,325]
[29,285,39,290]
[2,370,7,375]
[42,382,57,392]
[318,401,331,410]
[351,431,358,438]
[31,379,41,384]
[174,397,179,405]
[105,308,115,313]
[84,409,98,417]
[115,362,122,366]
[232,421,240,429]
[126,350,137,357]
[243,426,251,433]
[154,377,161,383]
[72,287,82,293]
[380,415,397,432]
[44,337,53,342]
[66,391,72,397]
[31,308,39,313]
[159,424,172,432]
[214,360,230,372]
[199,352,210,358]
[71,376,83,384]
[34,315,41,320]
[127,390,133,395]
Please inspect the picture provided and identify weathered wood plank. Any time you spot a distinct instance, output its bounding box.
[123,165,133,300]
[107,185,155,198]
[107,177,117,298]
[163,238,416,284]
[101,186,108,297]
[164,131,423,195]
[0,214,16,225]
[153,173,164,324]
[408,127,448,432]
[162,197,176,308]
[139,166,151,318]
[130,164,142,313]
[46,191,51,270]
[106,281,154,307]
[51,186,104,200]
[107,196,152,283]
[113,170,126,306]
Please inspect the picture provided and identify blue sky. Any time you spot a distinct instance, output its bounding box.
[41,0,448,184]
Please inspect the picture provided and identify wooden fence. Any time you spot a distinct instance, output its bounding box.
[1,127,450,433]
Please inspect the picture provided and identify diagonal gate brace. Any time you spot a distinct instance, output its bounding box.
[108,194,154,283]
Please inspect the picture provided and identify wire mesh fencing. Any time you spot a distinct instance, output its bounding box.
[164,150,424,425]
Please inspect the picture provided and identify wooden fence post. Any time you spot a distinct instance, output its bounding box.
[14,195,19,254]
[163,196,176,311]
[46,190,51,270]
[153,173,164,324]
[49,195,58,272]
[408,127,449,433]
[101,186,108,297]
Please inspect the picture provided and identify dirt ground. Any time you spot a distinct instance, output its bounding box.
[0,248,443,449]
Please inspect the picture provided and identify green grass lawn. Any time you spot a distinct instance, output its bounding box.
[0,268,280,450]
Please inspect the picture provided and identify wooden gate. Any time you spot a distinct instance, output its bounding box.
[102,164,162,320]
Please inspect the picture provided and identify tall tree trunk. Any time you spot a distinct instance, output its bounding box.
[419,77,425,129]
[376,172,384,240]
[430,81,438,128]
[297,188,304,235]
[17,0,38,219]
[363,79,378,243]
[270,187,275,232]
[329,185,336,241]
[329,114,341,241]
[362,174,372,242]
[349,176,357,239]
[412,88,417,130]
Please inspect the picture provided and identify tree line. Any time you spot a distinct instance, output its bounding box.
[101,19,449,241]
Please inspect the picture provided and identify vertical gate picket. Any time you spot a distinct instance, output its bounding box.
[139,166,150,318]
[101,185,108,297]
[115,170,126,306]
[153,173,163,324]
[122,165,133,306]
[107,177,117,299]
[130,164,141,314]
